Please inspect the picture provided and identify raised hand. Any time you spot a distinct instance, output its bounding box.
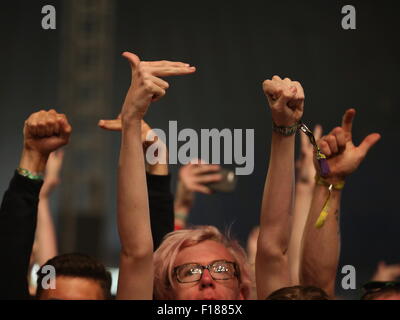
[256,76,305,299]
[99,116,160,149]
[316,109,381,183]
[120,52,196,122]
[19,110,71,174]
[179,161,222,194]
[98,113,122,131]
[262,75,305,126]
[23,110,71,156]
[372,261,400,282]
[116,52,195,299]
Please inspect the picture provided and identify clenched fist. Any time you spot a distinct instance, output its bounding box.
[23,110,72,156]
[263,76,304,127]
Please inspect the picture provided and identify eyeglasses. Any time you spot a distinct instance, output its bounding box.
[363,281,400,293]
[173,260,239,283]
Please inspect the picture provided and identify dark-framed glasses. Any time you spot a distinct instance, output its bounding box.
[363,281,400,293]
[174,260,239,283]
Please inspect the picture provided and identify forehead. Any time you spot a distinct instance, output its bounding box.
[174,240,236,267]
[40,276,103,300]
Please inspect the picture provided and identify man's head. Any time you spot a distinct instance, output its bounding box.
[266,285,330,300]
[36,253,112,300]
[153,226,251,300]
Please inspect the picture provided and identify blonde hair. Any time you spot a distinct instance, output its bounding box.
[153,225,252,300]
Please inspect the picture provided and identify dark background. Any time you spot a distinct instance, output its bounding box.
[0,0,399,299]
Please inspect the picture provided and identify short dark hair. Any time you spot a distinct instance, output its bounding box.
[36,253,112,299]
[266,285,330,300]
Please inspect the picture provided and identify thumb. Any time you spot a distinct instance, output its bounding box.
[122,51,140,70]
[141,120,151,132]
[98,119,122,131]
[358,133,381,157]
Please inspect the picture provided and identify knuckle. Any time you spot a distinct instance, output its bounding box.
[292,81,300,86]
[282,91,291,99]
[143,80,153,91]
[333,126,343,134]
[142,74,151,82]
[137,63,146,74]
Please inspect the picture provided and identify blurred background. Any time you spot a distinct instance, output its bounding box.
[0,0,399,299]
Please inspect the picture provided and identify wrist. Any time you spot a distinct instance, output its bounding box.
[272,120,301,136]
[121,115,142,126]
[146,163,169,176]
[121,104,146,122]
[174,211,189,229]
[19,148,48,174]
[271,131,296,147]
[315,175,345,190]
[296,180,315,193]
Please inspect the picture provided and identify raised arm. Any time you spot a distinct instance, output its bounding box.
[300,109,380,297]
[115,52,195,299]
[99,117,174,250]
[288,125,322,284]
[0,110,71,299]
[33,150,64,267]
[256,76,304,299]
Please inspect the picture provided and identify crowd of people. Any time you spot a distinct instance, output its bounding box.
[2,51,398,300]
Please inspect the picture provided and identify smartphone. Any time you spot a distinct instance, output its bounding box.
[205,168,237,193]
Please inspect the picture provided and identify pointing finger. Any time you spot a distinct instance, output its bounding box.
[98,119,122,131]
[147,66,196,77]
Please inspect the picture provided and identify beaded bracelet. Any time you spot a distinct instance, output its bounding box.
[17,167,44,181]
[272,121,301,136]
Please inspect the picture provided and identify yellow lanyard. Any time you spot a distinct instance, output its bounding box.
[314,176,345,228]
